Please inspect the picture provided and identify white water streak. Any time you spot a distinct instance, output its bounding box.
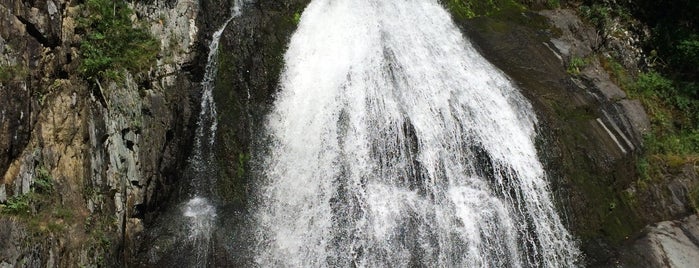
[253,0,580,267]
[182,2,242,266]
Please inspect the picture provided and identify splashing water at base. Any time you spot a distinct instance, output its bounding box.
[183,197,217,265]
[179,1,242,266]
[251,0,581,267]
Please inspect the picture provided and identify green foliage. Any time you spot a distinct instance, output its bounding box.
[445,0,524,20]
[1,166,55,217]
[632,72,698,129]
[599,55,633,91]
[1,194,32,215]
[566,56,588,75]
[545,0,560,9]
[636,156,651,181]
[0,63,28,83]
[643,132,699,162]
[237,153,249,178]
[670,35,699,85]
[690,182,699,212]
[77,0,159,82]
[52,207,74,220]
[626,71,699,178]
[292,12,301,25]
[579,3,631,32]
[579,4,611,29]
[34,167,54,194]
[676,36,699,66]
[631,0,699,82]
[635,72,674,96]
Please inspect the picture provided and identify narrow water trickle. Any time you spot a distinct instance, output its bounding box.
[180,2,242,266]
[251,0,581,267]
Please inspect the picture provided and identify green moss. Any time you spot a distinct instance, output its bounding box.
[445,0,525,20]
[237,153,250,179]
[34,167,53,194]
[545,0,560,9]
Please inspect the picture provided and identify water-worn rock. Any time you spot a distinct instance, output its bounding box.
[620,215,699,268]
[132,0,311,265]
[213,0,309,206]
[454,5,659,266]
[454,4,699,267]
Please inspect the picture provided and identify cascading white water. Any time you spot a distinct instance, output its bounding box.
[181,2,242,266]
[252,0,581,267]
[183,197,217,264]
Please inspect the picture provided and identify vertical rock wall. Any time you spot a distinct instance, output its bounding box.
[0,0,203,266]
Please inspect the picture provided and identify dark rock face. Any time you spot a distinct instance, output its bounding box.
[460,6,645,244]
[0,1,48,187]
[213,0,310,207]
[130,1,311,266]
[454,7,697,267]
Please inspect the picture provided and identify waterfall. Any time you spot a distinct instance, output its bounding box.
[181,2,242,266]
[251,0,581,267]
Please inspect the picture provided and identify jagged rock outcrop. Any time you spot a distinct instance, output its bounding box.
[0,0,203,266]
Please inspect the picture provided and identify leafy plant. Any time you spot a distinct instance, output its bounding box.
[0,63,28,83]
[546,0,560,9]
[292,12,301,24]
[34,166,53,194]
[567,56,588,75]
[445,0,523,20]
[77,0,159,82]
[1,194,32,215]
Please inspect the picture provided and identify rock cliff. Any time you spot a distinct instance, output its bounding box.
[1,0,204,266]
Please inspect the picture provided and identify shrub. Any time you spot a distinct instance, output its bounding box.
[546,0,560,9]
[445,0,523,20]
[292,12,301,24]
[634,72,673,97]
[1,195,32,215]
[567,56,587,75]
[34,167,53,194]
[0,63,28,83]
[77,0,159,82]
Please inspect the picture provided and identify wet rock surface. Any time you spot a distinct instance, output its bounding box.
[456,6,697,267]
[132,0,311,266]
[213,0,309,206]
